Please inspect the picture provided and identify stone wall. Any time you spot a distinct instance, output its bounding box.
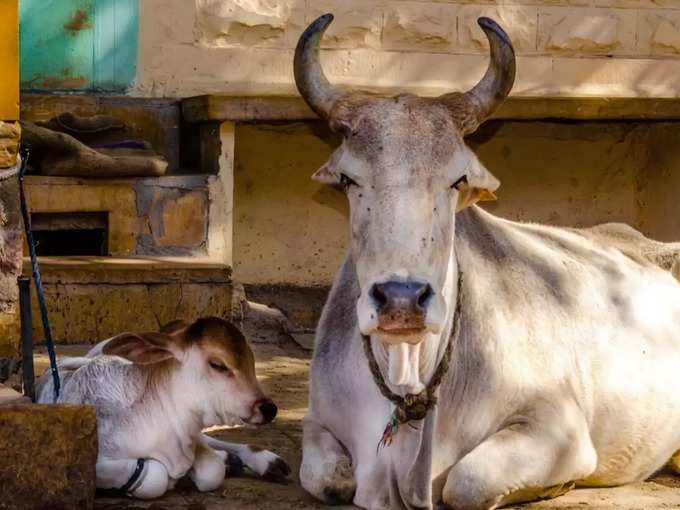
[25,175,210,257]
[233,119,680,287]
[137,0,680,98]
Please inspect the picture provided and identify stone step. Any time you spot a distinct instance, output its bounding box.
[20,256,234,344]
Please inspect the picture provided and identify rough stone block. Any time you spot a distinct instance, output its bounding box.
[29,281,233,344]
[196,0,304,48]
[538,7,637,54]
[0,404,97,510]
[0,122,19,169]
[156,191,208,248]
[639,11,680,55]
[383,2,458,52]
[307,0,382,49]
[458,5,538,53]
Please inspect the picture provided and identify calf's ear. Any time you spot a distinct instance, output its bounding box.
[103,332,179,365]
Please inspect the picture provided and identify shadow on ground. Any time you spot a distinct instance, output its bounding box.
[36,340,680,510]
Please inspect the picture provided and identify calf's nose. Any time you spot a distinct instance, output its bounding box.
[257,399,278,424]
[370,281,433,331]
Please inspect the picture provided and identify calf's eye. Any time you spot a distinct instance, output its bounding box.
[209,361,232,375]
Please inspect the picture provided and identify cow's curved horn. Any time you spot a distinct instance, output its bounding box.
[440,17,515,135]
[294,14,343,120]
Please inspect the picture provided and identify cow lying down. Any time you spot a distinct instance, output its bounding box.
[36,317,290,499]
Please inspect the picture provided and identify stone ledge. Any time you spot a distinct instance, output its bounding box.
[183,95,680,123]
[0,403,97,510]
[22,256,232,284]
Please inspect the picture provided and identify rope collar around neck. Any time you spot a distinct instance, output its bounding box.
[362,268,463,451]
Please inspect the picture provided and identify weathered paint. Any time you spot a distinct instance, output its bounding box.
[20,0,138,92]
[0,0,19,119]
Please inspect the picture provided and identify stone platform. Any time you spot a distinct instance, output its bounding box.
[22,256,233,343]
[0,386,97,510]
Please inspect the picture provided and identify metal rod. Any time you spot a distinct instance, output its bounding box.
[17,147,60,401]
[18,277,35,402]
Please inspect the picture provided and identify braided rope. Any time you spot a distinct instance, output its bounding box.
[362,267,463,449]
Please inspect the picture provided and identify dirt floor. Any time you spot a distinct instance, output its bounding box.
[36,339,680,510]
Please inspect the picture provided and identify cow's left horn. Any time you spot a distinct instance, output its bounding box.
[294,13,344,120]
[440,17,515,135]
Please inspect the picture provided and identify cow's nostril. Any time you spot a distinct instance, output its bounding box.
[417,284,434,310]
[258,400,278,424]
[371,284,388,311]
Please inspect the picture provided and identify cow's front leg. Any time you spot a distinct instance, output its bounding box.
[96,457,170,499]
[441,402,597,510]
[190,439,227,492]
[300,416,356,504]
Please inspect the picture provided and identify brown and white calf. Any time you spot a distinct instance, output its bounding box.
[36,317,290,499]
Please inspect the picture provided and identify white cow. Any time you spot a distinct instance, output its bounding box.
[36,317,290,499]
[294,14,680,510]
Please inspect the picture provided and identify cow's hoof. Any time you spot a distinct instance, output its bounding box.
[263,457,292,483]
[320,459,356,504]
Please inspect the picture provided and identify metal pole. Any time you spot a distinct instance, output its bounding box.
[18,277,35,402]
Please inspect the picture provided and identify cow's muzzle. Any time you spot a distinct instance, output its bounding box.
[370,280,433,335]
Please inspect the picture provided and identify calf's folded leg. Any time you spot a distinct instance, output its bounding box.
[190,440,227,492]
[442,402,597,510]
[201,434,291,481]
[96,457,169,499]
[300,416,356,504]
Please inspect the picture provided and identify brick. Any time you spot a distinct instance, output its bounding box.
[195,0,304,48]
[307,0,383,49]
[594,0,680,8]
[458,5,538,54]
[383,2,458,52]
[0,404,97,510]
[538,7,637,55]
[639,11,680,55]
[157,191,208,248]
[0,122,19,169]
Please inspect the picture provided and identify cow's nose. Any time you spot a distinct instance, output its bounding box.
[370,281,433,332]
[257,399,278,424]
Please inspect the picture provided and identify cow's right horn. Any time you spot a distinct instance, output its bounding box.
[294,14,344,120]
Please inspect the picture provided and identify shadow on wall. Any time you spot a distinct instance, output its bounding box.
[20,0,138,93]
[233,119,680,290]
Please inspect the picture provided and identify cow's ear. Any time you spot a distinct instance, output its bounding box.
[311,161,340,186]
[103,332,180,365]
[456,148,500,211]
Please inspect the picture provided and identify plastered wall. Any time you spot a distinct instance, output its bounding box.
[138,0,680,98]
[233,120,680,287]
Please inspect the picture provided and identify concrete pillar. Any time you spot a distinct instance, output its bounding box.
[207,121,235,267]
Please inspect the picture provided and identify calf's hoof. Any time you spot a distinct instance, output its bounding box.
[226,452,245,477]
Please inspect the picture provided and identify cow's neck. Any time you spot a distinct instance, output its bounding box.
[371,227,460,396]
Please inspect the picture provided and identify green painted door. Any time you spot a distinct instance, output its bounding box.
[20,0,138,93]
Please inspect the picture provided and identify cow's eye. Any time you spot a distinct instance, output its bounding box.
[450,175,468,191]
[209,361,232,375]
[340,173,359,191]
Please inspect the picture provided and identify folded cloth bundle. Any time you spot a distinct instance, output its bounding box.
[21,113,168,178]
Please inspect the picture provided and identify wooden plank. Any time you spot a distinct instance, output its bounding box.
[182,95,680,123]
[0,0,19,120]
[93,0,138,91]
[20,0,95,91]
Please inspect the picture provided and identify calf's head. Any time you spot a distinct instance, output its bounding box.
[295,15,514,345]
[104,317,276,427]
